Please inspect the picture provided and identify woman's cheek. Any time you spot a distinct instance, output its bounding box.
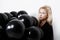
[38,14,40,18]
[43,14,47,19]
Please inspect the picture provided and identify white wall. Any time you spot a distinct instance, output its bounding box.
[0,0,60,40]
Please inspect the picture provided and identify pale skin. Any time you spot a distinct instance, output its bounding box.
[38,8,48,27]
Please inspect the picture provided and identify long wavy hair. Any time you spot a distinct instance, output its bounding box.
[38,5,52,25]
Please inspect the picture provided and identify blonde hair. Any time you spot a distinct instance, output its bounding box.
[38,5,52,25]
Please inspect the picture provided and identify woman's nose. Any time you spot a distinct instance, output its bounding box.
[40,14,42,17]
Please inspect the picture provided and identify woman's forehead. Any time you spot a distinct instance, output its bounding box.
[39,8,46,13]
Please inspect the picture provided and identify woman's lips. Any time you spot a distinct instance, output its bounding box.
[40,17,42,18]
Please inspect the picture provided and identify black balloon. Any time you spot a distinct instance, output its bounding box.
[25,26,44,40]
[6,19,25,39]
[18,14,33,28]
[17,10,28,18]
[10,11,17,18]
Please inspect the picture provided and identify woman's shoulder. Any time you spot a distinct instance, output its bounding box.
[45,22,53,30]
[46,22,52,27]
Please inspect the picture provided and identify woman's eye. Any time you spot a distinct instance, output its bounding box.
[42,12,46,14]
[39,12,46,14]
[42,12,45,14]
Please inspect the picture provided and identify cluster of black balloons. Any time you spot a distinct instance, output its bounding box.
[0,10,44,40]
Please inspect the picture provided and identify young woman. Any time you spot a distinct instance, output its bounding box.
[37,6,53,40]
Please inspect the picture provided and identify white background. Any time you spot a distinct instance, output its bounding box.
[0,0,60,40]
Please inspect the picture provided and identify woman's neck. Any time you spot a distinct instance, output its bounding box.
[40,20,47,27]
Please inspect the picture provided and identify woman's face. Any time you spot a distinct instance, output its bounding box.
[38,8,48,21]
